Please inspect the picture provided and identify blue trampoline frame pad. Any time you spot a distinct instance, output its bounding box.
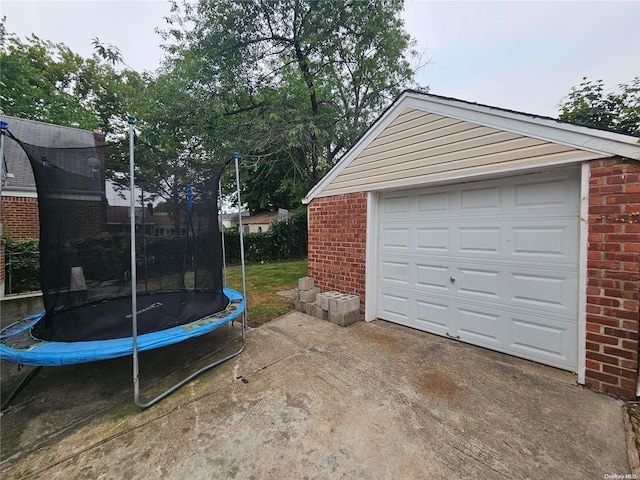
[0,289,245,366]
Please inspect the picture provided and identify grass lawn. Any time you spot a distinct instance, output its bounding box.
[225,259,308,328]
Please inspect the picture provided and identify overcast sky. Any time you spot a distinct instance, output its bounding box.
[2,0,639,118]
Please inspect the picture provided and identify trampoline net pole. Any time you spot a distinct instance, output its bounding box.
[129,116,140,403]
[0,122,6,211]
[234,152,248,329]
[220,180,227,289]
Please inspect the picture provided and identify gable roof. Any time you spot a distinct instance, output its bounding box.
[1,115,98,193]
[303,90,640,203]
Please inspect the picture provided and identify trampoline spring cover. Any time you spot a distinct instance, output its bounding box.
[0,288,245,366]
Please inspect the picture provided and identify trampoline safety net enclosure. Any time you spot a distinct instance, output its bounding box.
[14,138,229,342]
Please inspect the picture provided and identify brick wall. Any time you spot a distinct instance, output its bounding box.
[308,192,367,313]
[586,157,640,399]
[1,196,39,240]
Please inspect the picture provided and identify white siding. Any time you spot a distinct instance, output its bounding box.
[321,108,605,197]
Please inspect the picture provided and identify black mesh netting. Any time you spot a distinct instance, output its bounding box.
[10,134,229,342]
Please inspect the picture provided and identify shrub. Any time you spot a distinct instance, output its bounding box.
[4,238,40,294]
[223,213,308,264]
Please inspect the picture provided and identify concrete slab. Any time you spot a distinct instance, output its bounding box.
[0,312,630,479]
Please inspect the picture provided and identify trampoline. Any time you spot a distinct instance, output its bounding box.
[0,117,249,409]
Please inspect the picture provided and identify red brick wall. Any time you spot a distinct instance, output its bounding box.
[1,196,39,240]
[586,158,640,399]
[308,192,368,313]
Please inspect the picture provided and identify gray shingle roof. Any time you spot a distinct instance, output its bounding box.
[1,115,97,191]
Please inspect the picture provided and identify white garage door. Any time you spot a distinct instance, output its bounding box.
[377,169,580,370]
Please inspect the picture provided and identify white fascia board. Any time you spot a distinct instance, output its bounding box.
[401,93,640,159]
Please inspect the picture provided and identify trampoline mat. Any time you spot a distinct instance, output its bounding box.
[31,290,230,342]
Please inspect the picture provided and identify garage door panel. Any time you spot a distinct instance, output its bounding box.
[382,195,410,214]
[457,307,501,344]
[510,221,577,262]
[378,169,579,371]
[416,227,450,251]
[458,227,502,254]
[416,264,451,292]
[381,261,410,285]
[514,177,575,210]
[510,271,576,313]
[416,299,451,334]
[417,191,449,212]
[456,267,501,300]
[510,316,577,369]
[380,293,410,320]
[381,228,410,249]
[460,186,501,210]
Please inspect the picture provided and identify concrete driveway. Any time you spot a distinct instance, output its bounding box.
[0,311,630,479]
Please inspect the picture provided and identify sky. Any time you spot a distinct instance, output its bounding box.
[1,0,639,118]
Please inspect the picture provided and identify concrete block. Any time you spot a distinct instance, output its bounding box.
[308,303,328,320]
[328,294,360,314]
[328,310,360,327]
[295,298,306,312]
[299,287,320,304]
[304,301,315,316]
[317,291,340,311]
[298,277,315,291]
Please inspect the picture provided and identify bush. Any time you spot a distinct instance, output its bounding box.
[223,213,308,264]
[4,238,40,294]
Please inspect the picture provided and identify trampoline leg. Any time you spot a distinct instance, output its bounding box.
[1,366,43,411]
[133,322,246,409]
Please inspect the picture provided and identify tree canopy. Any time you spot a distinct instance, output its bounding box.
[0,19,147,135]
[160,0,422,212]
[1,2,424,214]
[558,77,640,137]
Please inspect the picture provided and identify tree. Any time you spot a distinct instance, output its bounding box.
[0,18,147,135]
[559,77,640,137]
[161,0,421,211]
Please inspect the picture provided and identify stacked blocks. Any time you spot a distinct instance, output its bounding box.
[295,277,360,327]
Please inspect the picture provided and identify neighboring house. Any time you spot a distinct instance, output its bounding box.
[106,205,157,235]
[242,211,278,233]
[0,115,104,297]
[221,212,249,230]
[303,90,640,399]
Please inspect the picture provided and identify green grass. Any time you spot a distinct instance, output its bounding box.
[225,259,308,327]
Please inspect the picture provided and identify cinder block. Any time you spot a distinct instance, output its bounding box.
[304,301,315,316]
[294,288,300,301]
[317,291,340,311]
[299,287,320,304]
[308,303,328,320]
[328,294,360,314]
[295,299,306,312]
[298,277,315,291]
[328,310,360,327]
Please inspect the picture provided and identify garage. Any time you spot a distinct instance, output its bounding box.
[378,169,579,370]
[304,90,640,398]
